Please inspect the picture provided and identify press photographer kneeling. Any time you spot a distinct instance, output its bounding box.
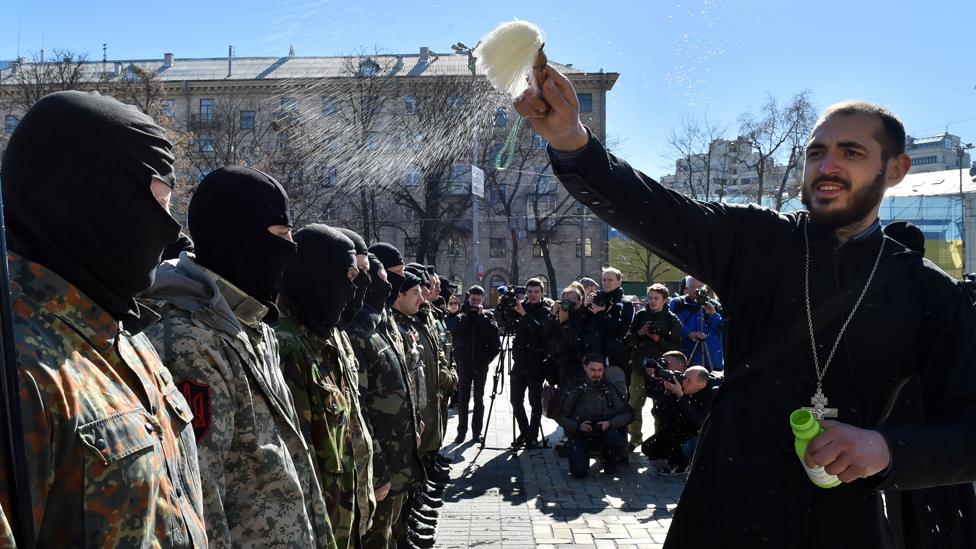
[640,363,716,473]
[557,355,634,479]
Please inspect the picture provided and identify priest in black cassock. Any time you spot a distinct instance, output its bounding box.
[514,66,976,549]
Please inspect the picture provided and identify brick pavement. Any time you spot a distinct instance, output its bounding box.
[435,364,684,548]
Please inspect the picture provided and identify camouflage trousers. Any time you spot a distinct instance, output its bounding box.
[324,470,358,549]
[362,492,405,549]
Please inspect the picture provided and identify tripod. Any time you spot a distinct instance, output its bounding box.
[480,328,515,449]
[687,305,714,371]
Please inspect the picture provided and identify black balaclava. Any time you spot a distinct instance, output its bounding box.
[337,228,370,326]
[281,224,356,338]
[1,91,180,322]
[363,253,392,313]
[368,242,405,306]
[189,166,296,317]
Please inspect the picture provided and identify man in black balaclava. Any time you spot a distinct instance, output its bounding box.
[369,242,406,305]
[338,228,371,329]
[0,90,206,547]
[141,166,334,547]
[353,246,428,548]
[277,225,377,548]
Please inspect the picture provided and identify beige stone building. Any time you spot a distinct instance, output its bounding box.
[0,48,618,297]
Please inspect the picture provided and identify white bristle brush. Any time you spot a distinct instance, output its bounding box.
[474,20,547,99]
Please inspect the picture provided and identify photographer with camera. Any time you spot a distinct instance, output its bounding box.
[450,286,501,444]
[505,279,554,449]
[640,365,716,474]
[557,355,634,478]
[583,267,635,383]
[626,283,683,449]
[668,276,725,372]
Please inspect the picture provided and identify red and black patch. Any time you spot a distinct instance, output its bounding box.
[177,377,211,443]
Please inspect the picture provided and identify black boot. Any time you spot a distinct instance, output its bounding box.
[411,508,438,526]
[408,530,436,548]
[424,481,444,497]
[408,517,436,536]
[417,491,443,509]
[434,454,453,466]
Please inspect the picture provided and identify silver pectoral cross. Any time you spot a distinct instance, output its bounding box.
[803,387,838,420]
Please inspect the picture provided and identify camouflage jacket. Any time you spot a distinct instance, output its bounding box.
[142,253,335,549]
[277,317,376,536]
[345,306,424,495]
[396,307,449,453]
[391,309,426,414]
[0,253,207,547]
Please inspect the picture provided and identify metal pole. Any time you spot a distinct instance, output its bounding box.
[959,143,973,274]
[467,51,480,287]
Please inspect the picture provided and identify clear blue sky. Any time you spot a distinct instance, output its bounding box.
[4,0,974,178]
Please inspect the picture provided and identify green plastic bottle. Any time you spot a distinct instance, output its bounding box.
[789,408,841,489]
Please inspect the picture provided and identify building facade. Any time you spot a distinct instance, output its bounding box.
[0,48,619,297]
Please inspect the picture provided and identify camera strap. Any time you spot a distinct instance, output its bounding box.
[712,250,916,409]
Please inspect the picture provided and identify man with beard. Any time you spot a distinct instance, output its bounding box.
[142,167,334,547]
[627,283,682,449]
[277,225,376,549]
[0,91,206,547]
[353,244,427,548]
[516,67,976,548]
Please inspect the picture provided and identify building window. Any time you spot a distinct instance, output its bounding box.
[913,155,938,166]
[447,95,464,110]
[576,238,593,257]
[527,193,556,217]
[364,96,380,114]
[365,131,381,150]
[489,143,504,165]
[281,97,298,113]
[489,182,508,204]
[359,59,380,77]
[404,96,418,114]
[446,165,469,195]
[406,130,423,151]
[403,238,418,259]
[4,115,18,135]
[448,237,464,257]
[240,111,256,130]
[534,167,556,193]
[577,93,593,112]
[199,98,215,121]
[162,99,176,119]
[490,238,507,258]
[532,134,547,150]
[404,167,422,187]
[321,97,337,116]
[319,166,338,188]
[532,241,544,257]
[198,132,215,153]
[495,108,508,127]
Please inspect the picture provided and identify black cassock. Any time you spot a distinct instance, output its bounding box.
[550,135,976,549]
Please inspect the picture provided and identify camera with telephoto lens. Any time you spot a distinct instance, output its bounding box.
[694,287,709,307]
[644,356,684,384]
[559,299,573,312]
[494,285,526,331]
[644,317,666,337]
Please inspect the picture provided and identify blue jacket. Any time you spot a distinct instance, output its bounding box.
[668,296,724,371]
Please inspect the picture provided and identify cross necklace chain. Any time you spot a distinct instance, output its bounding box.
[802,217,886,420]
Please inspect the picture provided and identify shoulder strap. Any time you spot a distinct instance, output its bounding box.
[714,253,916,407]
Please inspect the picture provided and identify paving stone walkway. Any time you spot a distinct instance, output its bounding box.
[436,365,684,548]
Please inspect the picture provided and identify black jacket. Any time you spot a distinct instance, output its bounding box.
[556,377,633,435]
[582,287,634,369]
[451,308,500,371]
[627,306,683,369]
[512,299,551,374]
[544,308,586,386]
[551,134,976,549]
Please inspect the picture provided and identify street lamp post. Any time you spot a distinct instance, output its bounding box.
[452,42,480,287]
[957,142,973,274]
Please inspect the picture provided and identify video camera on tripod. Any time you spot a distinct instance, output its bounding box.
[693,286,709,307]
[494,285,526,332]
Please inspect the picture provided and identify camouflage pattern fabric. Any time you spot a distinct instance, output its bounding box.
[345,306,424,497]
[277,315,356,547]
[0,253,207,547]
[142,254,335,548]
[362,491,406,549]
[398,307,449,453]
